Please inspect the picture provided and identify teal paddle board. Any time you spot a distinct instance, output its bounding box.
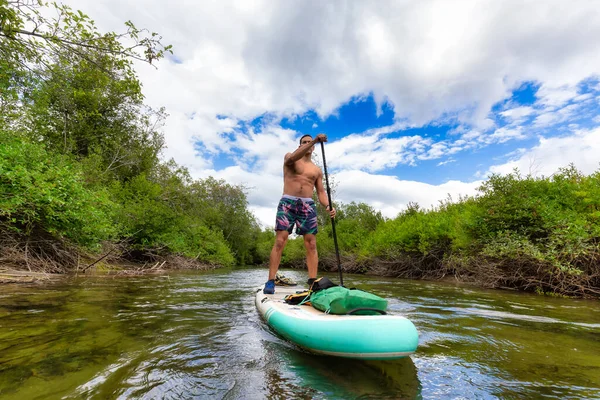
[255,286,418,360]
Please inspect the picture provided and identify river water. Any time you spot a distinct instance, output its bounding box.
[0,267,599,399]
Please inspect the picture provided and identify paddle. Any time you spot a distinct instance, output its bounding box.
[320,141,344,287]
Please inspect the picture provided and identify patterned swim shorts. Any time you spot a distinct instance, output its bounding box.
[275,196,318,235]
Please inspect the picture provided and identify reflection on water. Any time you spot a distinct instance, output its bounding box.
[0,268,599,399]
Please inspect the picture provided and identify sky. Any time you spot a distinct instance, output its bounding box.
[65,0,600,227]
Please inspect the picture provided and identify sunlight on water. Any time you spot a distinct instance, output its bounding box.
[0,268,599,399]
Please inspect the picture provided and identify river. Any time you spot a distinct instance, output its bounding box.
[0,267,599,399]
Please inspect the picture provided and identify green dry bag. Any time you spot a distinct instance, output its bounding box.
[310,286,388,315]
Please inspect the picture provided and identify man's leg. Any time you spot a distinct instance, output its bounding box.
[268,230,289,280]
[303,234,318,280]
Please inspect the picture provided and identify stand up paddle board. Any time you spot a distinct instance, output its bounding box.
[255,286,418,360]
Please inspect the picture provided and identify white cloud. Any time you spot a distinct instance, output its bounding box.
[325,131,432,171]
[334,170,482,218]
[502,148,528,159]
[484,127,527,144]
[230,125,299,175]
[533,103,582,127]
[535,84,580,108]
[437,158,456,166]
[459,132,480,146]
[419,142,448,160]
[574,93,593,102]
[533,112,559,127]
[486,127,600,177]
[501,106,535,121]
[249,205,278,230]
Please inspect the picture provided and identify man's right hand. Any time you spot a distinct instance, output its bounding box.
[315,134,328,143]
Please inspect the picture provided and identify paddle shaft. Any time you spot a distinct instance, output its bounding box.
[320,141,344,287]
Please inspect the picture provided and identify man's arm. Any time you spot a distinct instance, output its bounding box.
[284,134,327,166]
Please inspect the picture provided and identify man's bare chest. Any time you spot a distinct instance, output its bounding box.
[286,162,318,181]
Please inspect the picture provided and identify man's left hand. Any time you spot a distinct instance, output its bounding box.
[315,133,328,143]
[329,207,336,218]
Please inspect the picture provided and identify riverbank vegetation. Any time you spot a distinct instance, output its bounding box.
[2,2,598,298]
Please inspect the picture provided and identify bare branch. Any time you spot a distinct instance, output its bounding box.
[2,28,147,62]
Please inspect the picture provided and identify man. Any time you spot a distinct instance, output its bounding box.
[263,133,336,294]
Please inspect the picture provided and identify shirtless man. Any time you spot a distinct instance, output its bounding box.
[263,133,337,294]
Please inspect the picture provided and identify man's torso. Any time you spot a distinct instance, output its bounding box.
[282,158,320,199]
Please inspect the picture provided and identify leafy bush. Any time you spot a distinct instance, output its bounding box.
[111,173,236,266]
[158,222,235,266]
[0,136,117,247]
[364,208,459,258]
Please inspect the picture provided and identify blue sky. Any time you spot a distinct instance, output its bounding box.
[69,0,600,226]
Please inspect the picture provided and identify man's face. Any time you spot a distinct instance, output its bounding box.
[300,137,313,153]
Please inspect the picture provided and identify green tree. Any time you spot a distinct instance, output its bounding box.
[1,0,171,131]
[23,52,166,182]
[112,172,235,266]
[0,134,117,247]
[193,177,262,264]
